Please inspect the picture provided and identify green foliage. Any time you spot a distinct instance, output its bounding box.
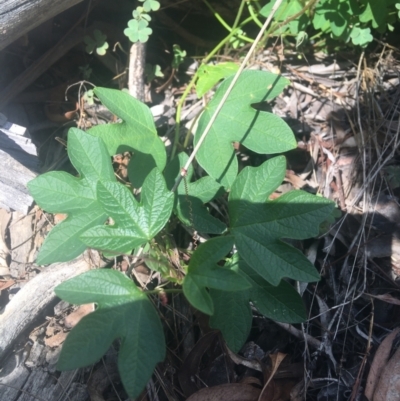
[210,258,307,352]
[164,153,226,234]
[172,44,187,69]
[196,62,239,98]
[229,29,247,49]
[87,87,166,188]
[261,0,400,48]
[27,128,116,264]
[183,156,334,320]
[84,29,109,55]
[228,157,333,286]
[29,68,336,398]
[124,0,159,43]
[55,269,165,399]
[194,70,295,189]
[81,168,174,254]
[183,236,250,315]
[145,64,164,81]
[124,19,153,43]
[139,0,160,12]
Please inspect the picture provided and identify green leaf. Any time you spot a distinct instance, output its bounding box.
[87,87,166,187]
[261,0,309,35]
[27,128,116,264]
[164,153,226,234]
[183,236,250,315]
[194,70,295,189]
[84,29,109,56]
[229,157,335,285]
[350,26,373,46]
[172,44,186,69]
[313,0,351,38]
[145,64,164,82]
[196,62,239,98]
[124,19,153,43]
[359,0,387,28]
[55,269,165,399]
[210,260,307,352]
[139,0,160,12]
[229,156,286,226]
[81,168,174,254]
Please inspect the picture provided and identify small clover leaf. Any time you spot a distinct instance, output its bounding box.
[132,7,151,21]
[350,26,373,46]
[145,64,164,82]
[84,29,109,56]
[55,269,165,399]
[172,44,186,69]
[124,19,153,43]
[27,128,116,264]
[139,0,160,12]
[82,89,94,105]
[81,168,174,255]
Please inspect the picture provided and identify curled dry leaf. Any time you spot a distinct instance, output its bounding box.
[364,328,400,401]
[64,303,95,329]
[372,344,400,401]
[186,383,260,401]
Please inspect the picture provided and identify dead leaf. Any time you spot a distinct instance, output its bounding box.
[372,344,400,401]
[186,383,260,401]
[364,328,400,401]
[64,303,95,329]
[366,294,400,306]
[45,331,68,348]
[0,279,14,291]
[258,353,287,401]
[178,331,220,397]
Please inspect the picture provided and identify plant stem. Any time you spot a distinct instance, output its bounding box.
[171,0,286,192]
[202,0,251,42]
[267,0,320,36]
[247,1,263,29]
[170,2,263,161]
[146,288,183,295]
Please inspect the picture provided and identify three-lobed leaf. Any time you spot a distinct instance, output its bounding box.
[210,259,307,352]
[28,128,116,264]
[194,70,295,189]
[81,168,174,254]
[164,153,226,234]
[196,62,239,98]
[55,269,165,399]
[88,88,166,187]
[183,236,250,315]
[229,157,335,285]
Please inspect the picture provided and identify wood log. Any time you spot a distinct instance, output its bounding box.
[0,0,84,51]
[0,119,38,214]
[0,250,105,362]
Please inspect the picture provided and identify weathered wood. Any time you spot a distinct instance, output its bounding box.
[0,0,84,51]
[0,250,105,361]
[0,26,90,110]
[0,121,38,214]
